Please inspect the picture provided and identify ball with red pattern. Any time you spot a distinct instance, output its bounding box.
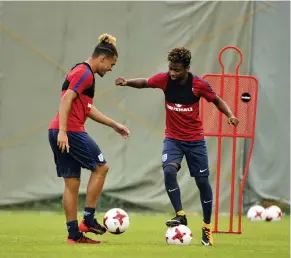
[165,225,193,245]
[103,208,130,234]
[265,205,283,222]
[247,205,266,221]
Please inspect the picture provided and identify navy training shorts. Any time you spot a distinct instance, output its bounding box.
[48,129,106,178]
[161,137,210,177]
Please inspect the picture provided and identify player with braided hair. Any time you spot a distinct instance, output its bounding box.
[115,47,239,246]
[49,33,130,244]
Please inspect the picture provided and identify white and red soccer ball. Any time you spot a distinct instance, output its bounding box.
[103,208,130,234]
[247,205,267,221]
[165,225,193,245]
[247,204,283,222]
[265,205,283,222]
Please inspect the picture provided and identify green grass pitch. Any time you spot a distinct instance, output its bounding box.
[0,211,289,258]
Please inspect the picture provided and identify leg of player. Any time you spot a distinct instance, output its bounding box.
[63,178,82,240]
[164,163,188,227]
[162,138,187,227]
[185,139,214,246]
[79,164,109,235]
[195,176,214,246]
[63,178,102,244]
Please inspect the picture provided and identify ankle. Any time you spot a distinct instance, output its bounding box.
[66,220,82,240]
[202,222,211,227]
[68,232,83,240]
[176,210,186,216]
[83,207,95,225]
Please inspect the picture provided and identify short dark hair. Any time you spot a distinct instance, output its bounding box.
[168,47,191,68]
[92,33,118,57]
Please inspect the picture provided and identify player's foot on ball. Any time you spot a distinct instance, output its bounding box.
[67,234,101,244]
[201,222,213,246]
[166,215,188,227]
[79,219,107,235]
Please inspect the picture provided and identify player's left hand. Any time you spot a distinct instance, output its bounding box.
[112,122,130,139]
[228,116,239,126]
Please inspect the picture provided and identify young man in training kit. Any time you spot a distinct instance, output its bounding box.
[49,33,130,244]
[115,47,239,246]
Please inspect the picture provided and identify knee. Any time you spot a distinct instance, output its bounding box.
[163,164,178,182]
[195,176,211,189]
[64,178,80,192]
[96,163,109,176]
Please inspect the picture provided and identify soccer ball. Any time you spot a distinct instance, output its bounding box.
[165,225,193,245]
[247,205,266,221]
[103,208,130,234]
[265,205,282,222]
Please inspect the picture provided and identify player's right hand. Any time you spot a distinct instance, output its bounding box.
[57,130,70,153]
[115,77,127,86]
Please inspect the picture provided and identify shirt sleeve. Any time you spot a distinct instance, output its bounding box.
[68,66,92,95]
[147,73,168,91]
[194,78,216,102]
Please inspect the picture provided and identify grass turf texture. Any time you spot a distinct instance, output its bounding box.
[0,212,289,258]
